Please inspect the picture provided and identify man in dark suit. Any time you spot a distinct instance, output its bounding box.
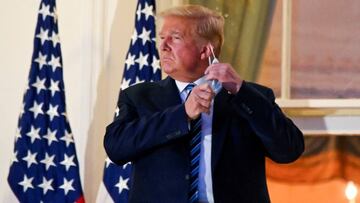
[104,5,304,203]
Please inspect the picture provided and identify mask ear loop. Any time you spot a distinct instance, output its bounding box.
[209,45,219,64]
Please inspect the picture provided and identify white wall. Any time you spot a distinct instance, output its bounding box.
[1,0,37,201]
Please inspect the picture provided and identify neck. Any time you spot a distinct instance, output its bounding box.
[170,63,208,83]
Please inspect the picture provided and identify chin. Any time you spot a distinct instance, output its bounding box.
[162,65,175,75]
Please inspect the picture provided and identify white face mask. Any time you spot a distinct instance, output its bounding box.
[207,45,222,94]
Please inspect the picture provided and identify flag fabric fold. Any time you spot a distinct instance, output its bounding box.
[96,0,161,202]
[7,0,85,202]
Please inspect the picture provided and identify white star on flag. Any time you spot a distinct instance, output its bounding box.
[50,31,60,47]
[22,150,38,168]
[38,3,51,21]
[18,175,34,192]
[38,177,54,194]
[11,151,18,165]
[47,104,59,121]
[125,54,136,69]
[60,154,76,171]
[151,56,160,74]
[32,77,47,94]
[29,101,44,119]
[115,176,129,194]
[43,128,58,146]
[60,130,74,147]
[136,4,142,21]
[59,178,75,195]
[36,28,49,45]
[115,106,120,117]
[105,157,113,168]
[40,153,56,170]
[138,27,151,45]
[122,162,131,169]
[51,7,58,23]
[26,126,41,143]
[34,52,48,70]
[48,55,61,71]
[141,2,154,20]
[15,127,22,142]
[121,78,131,90]
[135,76,146,84]
[131,30,138,46]
[20,102,25,116]
[49,79,60,96]
[135,52,149,70]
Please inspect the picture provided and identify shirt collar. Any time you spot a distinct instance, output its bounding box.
[174,76,207,93]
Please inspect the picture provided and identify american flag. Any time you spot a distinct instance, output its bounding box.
[96,0,161,202]
[7,0,85,202]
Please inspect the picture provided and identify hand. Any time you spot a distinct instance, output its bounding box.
[204,63,243,94]
[184,83,214,120]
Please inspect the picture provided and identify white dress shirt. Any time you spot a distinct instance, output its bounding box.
[175,77,214,203]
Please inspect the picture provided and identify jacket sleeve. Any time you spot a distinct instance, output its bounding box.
[104,90,190,165]
[230,81,305,163]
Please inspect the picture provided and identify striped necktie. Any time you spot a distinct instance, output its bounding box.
[184,84,202,202]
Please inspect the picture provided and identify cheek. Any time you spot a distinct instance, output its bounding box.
[175,47,192,62]
[179,48,199,64]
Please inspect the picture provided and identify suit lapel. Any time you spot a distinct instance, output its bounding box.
[157,76,183,108]
[211,89,231,172]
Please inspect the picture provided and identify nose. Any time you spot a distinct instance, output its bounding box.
[159,36,171,51]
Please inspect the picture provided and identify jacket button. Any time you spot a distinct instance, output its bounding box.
[185,174,190,180]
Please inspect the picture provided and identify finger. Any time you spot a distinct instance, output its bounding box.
[197,83,213,92]
[194,84,215,97]
[188,95,211,115]
[199,103,211,114]
[190,91,211,107]
[196,97,212,109]
[204,63,220,74]
[196,90,214,101]
[193,104,210,116]
[205,72,217,81]
[205,68,222,81]
[185,99,198,119]
[204,64,213,75]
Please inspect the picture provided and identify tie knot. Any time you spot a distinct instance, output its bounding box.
[185,83,196,91]
[184,83,196,101]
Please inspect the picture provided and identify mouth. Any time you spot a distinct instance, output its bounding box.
[160,57,173,62]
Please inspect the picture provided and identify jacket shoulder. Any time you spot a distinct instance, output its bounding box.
[244,81,273,94]
[120,78,167,96]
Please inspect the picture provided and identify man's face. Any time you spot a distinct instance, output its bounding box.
[159,16,207,82]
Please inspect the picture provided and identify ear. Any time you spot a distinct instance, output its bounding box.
[200,44,212,60]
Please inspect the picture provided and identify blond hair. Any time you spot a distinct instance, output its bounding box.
[159,5,225,56]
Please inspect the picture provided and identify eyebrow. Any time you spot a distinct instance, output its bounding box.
[159,30,184,37]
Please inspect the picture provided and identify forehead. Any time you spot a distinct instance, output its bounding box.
[159,16,194,34]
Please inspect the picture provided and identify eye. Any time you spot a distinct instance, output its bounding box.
[173,34,182,40]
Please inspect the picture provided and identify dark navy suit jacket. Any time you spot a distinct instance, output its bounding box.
[104,76,304,203]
